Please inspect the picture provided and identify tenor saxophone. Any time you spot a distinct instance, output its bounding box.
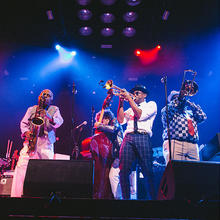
[27,100,45,153]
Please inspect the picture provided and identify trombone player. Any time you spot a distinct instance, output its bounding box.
[11,89,64,197]
[161,89,207,165]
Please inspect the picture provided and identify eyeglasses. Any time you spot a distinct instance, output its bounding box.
[42,93,51,98]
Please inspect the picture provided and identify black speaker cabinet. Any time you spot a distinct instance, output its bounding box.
[23,159,94,198]
[157,160,220,201]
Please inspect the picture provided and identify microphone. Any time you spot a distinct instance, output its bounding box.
[72,82,77,95]
[161,76,167,83]
[75,121,87,129]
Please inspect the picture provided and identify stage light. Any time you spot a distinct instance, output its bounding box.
[101,44,112,48]
[122,27,136,37]
[162,10,170,21]
[79,26,93,36]
[76,0,91,6]
[78,9,92,21]
[123,11,138,22]
[46,10,54,20]
[136,47,160,65]
[55,44,61,50]
[134,49,141,56]
[157,45,161,49]
[126,0,141,6]
[101,27,114,37]
[70,51,77,56]
[55,45,77,63]
[101,0,117,6]
[100,13,115,23]
[59,52,75,64]
[75,0,140,41]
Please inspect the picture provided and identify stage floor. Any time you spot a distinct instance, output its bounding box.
[0,197,219,220]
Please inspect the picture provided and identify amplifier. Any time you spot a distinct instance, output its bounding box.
[0,175,13,196]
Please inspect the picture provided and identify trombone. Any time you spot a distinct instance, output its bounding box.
[99,80,135,100]
[179,69,198,97]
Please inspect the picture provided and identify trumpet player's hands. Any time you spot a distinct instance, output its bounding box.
[119,89,132,102]
[179,90,187,100]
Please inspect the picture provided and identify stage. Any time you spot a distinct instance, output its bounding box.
[0,197,219,220]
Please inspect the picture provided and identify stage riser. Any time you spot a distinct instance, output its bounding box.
[0,197,219,220]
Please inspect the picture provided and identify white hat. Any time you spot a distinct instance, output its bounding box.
[168,90,179,102]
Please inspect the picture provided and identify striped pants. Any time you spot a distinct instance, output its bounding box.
[163,139,200,165]
[119,133,155,200]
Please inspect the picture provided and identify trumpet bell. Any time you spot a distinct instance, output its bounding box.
[101,79,135,101]
[182,80,198,96]
[105,80,113,90]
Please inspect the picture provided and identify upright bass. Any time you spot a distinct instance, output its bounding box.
[81,89,114,199]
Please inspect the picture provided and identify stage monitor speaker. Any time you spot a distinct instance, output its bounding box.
[23,159,94,198]
[200,133,220,161]
[210,152,220,162]
[0,176,13,196]
[157,160,220,201]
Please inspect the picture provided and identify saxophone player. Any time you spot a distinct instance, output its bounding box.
[11,89,64,197]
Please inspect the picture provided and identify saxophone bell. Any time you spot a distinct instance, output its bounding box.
[27,106,45,154]
[31,116,44,126]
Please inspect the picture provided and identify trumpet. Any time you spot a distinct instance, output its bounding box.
[100,80,135,100]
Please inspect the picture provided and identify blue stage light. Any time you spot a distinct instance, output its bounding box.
[55,45,77,63]
[70,51,77,56]
[55,44,61,50]
[60,53,73,63]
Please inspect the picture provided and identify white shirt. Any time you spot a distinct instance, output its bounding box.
[20,105,64,145]
[121,100,157,137]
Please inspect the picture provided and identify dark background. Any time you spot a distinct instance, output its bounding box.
[0,0,219,157]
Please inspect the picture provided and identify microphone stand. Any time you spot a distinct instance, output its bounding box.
[162,76,172,161]
[91,106,95,136]
[71,127,83,160]
[71,81,80,160]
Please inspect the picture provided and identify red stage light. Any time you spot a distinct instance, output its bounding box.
[157,45,161,49]
[135,49,141,56]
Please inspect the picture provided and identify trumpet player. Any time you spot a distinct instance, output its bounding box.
[161,90,207,165]
[11,89,64,197]
[117,84,157,200]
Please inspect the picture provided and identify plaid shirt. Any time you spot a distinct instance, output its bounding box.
[161,99,207,143]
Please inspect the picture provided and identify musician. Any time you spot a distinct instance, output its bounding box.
[161,90,207,164]
[91,109,123,199]
[117,84,157,200]
[11,89,64,197]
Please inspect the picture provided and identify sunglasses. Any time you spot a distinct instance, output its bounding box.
[133,91,143,96]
